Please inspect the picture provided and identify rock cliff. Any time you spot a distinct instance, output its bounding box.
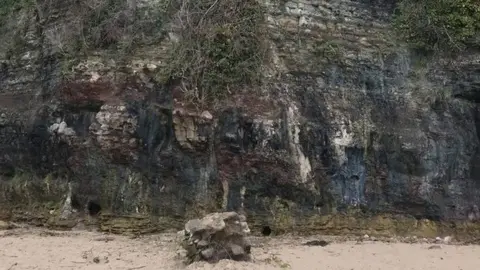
[1,0,480,237]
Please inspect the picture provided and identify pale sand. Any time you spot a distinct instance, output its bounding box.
[1,228,479,270]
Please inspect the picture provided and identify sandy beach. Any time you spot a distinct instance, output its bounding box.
[0,227,479,270]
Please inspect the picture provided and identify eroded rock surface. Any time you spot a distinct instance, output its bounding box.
[0,0,480,237]
[178,212,251,263]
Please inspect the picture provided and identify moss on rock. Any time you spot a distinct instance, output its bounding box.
[393,0,480,52]
[0,171,72,227]
[98,213,182,235]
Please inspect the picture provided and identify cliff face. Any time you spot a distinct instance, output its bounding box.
[1,0,480,236]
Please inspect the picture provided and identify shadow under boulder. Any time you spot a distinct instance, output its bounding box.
[177,212,252,264]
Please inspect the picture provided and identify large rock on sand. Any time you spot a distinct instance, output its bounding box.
[178,212,251,263]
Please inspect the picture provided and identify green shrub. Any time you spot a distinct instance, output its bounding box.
[2,0,170,57]
[78,0,170,51]
[42,0,170,54]
[159,0,268,105]
[393,0,480,52]
[0,0,25,17]
[0,0,33,25]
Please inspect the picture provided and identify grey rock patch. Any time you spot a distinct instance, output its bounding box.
[178,212,252,264]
